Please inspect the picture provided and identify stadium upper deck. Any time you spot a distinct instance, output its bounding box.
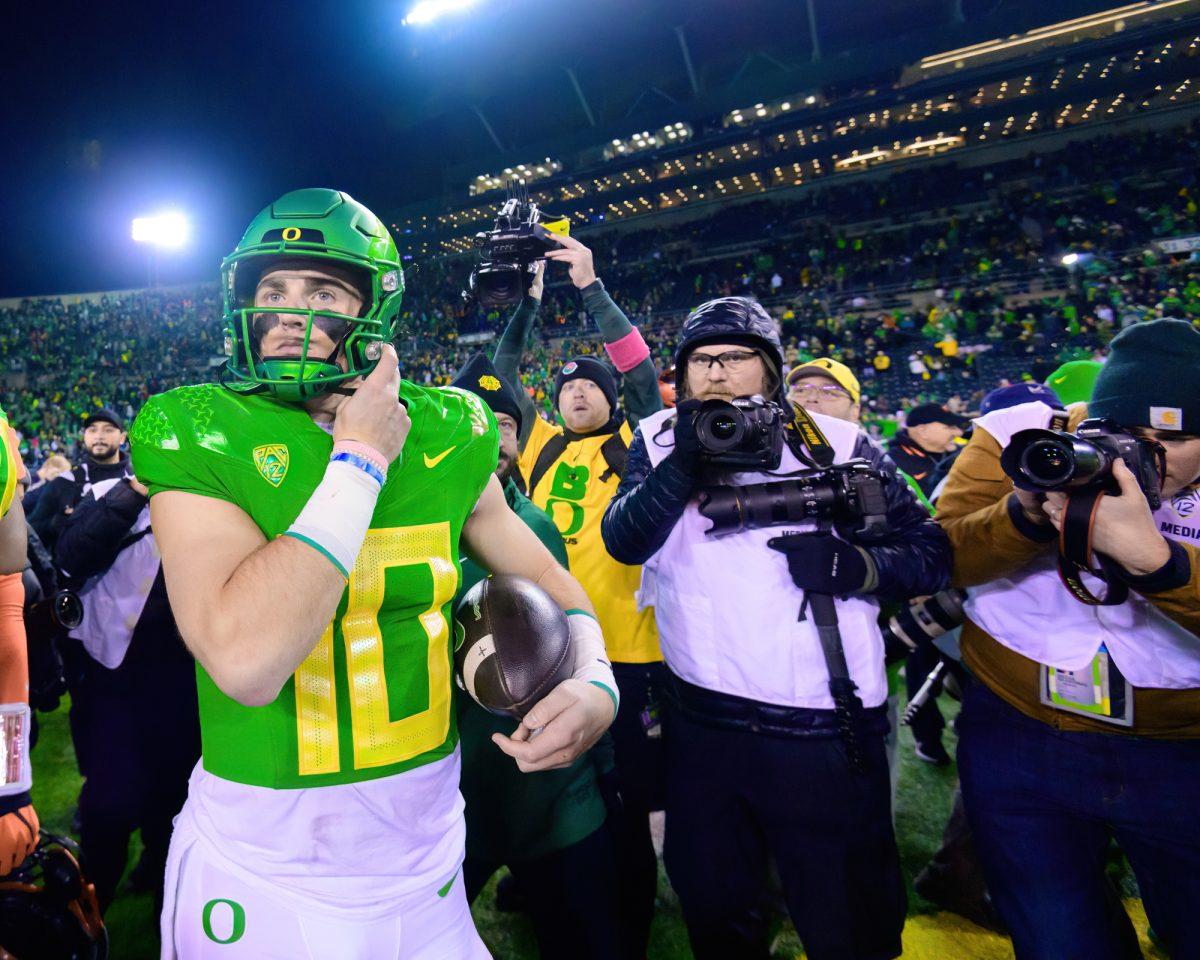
[387,2,1200,259]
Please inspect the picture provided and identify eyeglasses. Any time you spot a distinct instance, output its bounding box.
[686,350,759,372]
[789,383,852,401]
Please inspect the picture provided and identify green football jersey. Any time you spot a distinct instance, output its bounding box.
[130,381,498,789]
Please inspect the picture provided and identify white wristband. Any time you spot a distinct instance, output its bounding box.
[567,611,618,717]
[0,704,31,796]
[284,458,381,578]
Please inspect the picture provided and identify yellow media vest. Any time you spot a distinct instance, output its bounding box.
[520,416,661,664]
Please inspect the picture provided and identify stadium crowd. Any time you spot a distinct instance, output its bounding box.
[2,117,1200,960]
[5,121,1200,464]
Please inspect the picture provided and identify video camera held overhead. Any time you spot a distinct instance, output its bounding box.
[465,180,570,307]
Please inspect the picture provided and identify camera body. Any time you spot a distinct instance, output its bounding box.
[698,460,890,540]
[694,395,785,470]
[466,187,569,307]
[1001,417,1165,509]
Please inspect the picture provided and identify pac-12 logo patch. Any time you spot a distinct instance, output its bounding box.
[252,444,290,487]
[562,361,578,375]
[1171,489,1200,519]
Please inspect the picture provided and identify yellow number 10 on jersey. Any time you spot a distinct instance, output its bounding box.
[294,523,458,776]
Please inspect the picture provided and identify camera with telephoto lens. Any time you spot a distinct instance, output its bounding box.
[1000,417,1165,509]
[881,589,966,664]
[694,395,786,470]
[698,460,890,540]
[465,181,570,308]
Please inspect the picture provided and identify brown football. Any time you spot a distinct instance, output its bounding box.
[454,574,573,719]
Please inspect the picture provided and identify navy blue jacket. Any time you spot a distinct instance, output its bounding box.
[601,427,952,603]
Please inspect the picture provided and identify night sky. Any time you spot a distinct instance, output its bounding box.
[1,0,1115,298]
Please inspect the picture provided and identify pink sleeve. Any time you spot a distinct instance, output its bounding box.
[604,328,650,373]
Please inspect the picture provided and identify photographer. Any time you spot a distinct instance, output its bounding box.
[938,319,1200,959]
[602,297,952,960]
[54,445,200,911]
[26,410,131,552]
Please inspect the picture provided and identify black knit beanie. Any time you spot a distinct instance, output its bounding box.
[450,353,524,432]
[554,356,618,416]
[1090,318,1200,433]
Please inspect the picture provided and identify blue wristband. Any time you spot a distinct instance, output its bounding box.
[330,451,386,489]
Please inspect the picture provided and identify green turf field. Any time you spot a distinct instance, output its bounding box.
[30,696,1167,959]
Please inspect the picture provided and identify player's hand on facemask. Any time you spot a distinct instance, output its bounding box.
[491,678,614,773]
[334,343,410,464]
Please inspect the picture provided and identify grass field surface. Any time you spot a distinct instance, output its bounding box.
[30,697,1166,959]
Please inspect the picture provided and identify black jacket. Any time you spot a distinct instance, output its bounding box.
[601,425,952,603]
[885,430,959,500]
[54,477,179,667]
[26,457,130,551]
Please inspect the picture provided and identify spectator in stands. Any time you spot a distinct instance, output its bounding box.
[26,411,131,552]
[21,454,71,516]
[494,242,664,960]
[450,353,622,960]
[603,297,951,960]
[53,439,199,911]
[938,319,1200,958]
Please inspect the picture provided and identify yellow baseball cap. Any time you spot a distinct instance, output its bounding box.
[787,357,861,403]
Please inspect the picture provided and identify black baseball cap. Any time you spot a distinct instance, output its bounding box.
[83,408,125,431]
[905,403,969,429]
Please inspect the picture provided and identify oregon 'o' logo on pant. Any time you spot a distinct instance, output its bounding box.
[202,898,246,944]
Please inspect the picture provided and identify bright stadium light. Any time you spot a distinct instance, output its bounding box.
[1061,252,1080,266]
[131,212,191,249]
[403,0,479,26]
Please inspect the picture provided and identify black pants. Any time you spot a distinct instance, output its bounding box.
[663,706,905,960]
[608,661,667,960]
[63,628,199,912]
[464,820,623,960]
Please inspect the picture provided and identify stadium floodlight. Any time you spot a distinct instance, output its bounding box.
[131,212,190,249]
[403,0,479,26]
[1061,252,1080,266]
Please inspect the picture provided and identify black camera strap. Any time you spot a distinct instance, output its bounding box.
[1057,489,1130,606]
[787,403,836,469]
[784,404,868,772]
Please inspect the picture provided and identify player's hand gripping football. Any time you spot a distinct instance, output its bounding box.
[333,343,410,464]
[492,678,615,773]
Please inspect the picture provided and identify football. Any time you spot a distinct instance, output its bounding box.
[453,574,573,719]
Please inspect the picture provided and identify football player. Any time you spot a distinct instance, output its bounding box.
[130,189,618,959]
[0,407,38,879]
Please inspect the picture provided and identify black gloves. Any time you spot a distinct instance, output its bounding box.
[768,533,870,596]
[668,399,704,475]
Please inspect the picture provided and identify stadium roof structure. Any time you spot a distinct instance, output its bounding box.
[383,0,1173,205]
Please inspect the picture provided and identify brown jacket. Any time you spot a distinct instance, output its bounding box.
[938,406,1200,737]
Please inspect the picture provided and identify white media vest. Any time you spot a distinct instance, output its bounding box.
[635,407,888,710]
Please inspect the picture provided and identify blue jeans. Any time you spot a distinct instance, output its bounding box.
[957,683,1200,960]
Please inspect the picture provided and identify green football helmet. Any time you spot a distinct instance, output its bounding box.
[220,188,404,402]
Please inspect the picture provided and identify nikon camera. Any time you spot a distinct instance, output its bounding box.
[1000,417,1165,509]
[465,183,570,307]
[693,395,786,470]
